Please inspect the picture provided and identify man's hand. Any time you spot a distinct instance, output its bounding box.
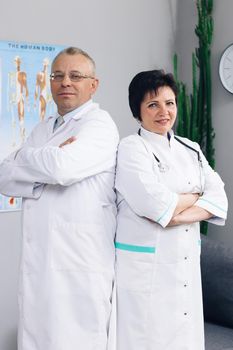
[59,136,76,148]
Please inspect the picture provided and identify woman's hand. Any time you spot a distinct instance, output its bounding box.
[168,206,213,226]
[173,193,200,217]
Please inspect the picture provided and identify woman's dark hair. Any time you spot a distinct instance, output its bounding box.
[128,69,178,121]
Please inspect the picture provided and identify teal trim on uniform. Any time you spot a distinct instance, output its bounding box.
[198,198,227,213]
[115,242,155,253]
[198,239,201,246]
[157,193,176,224]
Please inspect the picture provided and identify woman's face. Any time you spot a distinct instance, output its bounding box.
[140,86,177,135]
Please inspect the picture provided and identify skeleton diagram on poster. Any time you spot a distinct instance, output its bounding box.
[0,41,64,212]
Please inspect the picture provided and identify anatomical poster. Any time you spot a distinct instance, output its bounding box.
[0,40,64,211]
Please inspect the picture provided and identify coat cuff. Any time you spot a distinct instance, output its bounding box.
[156,193,179,228]
[195,197,227,226]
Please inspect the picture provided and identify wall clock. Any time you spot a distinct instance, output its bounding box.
[219,44,233,93]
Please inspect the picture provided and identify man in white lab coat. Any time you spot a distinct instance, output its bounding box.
[0,47,119,350]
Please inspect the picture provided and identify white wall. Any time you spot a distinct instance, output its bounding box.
[175,0,232,245]
[0,1,175,349]
[210,0,233,244]
[0,213,20,350]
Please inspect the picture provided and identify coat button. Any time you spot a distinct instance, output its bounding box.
[184,312,188,316]
[185,228,189,232]
[184,256,188,260]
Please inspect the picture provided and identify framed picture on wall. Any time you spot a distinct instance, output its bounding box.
[0,40,64,212]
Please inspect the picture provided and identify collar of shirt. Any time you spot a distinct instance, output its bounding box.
[140,126,174,148]
[54,99,93,123]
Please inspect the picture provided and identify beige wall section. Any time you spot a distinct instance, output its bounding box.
[175,0,232,245]
[0,0,175,349]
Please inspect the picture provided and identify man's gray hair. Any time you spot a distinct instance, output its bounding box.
[51,46,96,74]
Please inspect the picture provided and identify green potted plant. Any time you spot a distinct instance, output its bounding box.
[173,0,214,234]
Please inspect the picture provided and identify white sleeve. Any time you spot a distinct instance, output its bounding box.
[0,122,46,198]
[115,137,179,228]
[0,154,43,198]
[195,149,228,226]
[10,116,119,186]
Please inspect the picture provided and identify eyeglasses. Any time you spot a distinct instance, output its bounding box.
[50,71,95,82]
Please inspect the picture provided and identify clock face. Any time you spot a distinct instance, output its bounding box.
[219,44,233,93]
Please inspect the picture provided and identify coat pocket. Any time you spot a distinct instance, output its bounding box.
[51,219,111,272]
[116,242,155,293]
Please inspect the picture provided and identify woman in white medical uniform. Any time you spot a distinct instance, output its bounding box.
[115,70,228,350]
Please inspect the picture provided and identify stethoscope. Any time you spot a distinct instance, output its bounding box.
[137,129,204,195]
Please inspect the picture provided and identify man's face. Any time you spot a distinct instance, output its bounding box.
[50,53,98,116]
